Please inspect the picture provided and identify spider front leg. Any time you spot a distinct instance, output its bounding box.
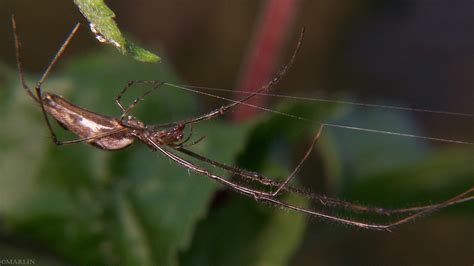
[115,80,165,118]
[13,15,87,146]
[180,27,305,126]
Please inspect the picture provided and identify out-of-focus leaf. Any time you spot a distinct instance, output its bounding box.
[325,106,474,210]
[349,147,474,206]
[73,0,160,63]
[326,108,428,186]
[180,166,308,266]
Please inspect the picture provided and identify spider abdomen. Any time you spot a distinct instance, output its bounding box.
[42,92,134,150]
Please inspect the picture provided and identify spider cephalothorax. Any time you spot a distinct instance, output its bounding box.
[147,124,185,146]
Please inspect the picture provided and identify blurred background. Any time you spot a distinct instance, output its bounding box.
[0,0,473,265]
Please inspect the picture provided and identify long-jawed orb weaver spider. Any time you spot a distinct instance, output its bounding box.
[12,15,473,231]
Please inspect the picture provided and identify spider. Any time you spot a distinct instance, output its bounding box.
[11,16,473,231]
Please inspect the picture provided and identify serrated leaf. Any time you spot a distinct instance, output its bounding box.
[74,0,160,63]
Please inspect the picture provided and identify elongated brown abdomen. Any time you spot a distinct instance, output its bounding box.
[42,92,134,150]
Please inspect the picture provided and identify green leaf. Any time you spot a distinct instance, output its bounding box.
[73,0,160,63]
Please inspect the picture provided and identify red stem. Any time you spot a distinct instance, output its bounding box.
[232,0,301,121]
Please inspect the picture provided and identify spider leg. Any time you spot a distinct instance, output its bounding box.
[255,190,471,231]
[115,28,303,128]
[47,128,130,146]
[12,16,37,102]
[384,186,474,214]
[179,136,206,148]
[178,27,305,126]
[270,124,324,196]
[34,26,81,146]
[115,80,165,118]
[12,15,85,146]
